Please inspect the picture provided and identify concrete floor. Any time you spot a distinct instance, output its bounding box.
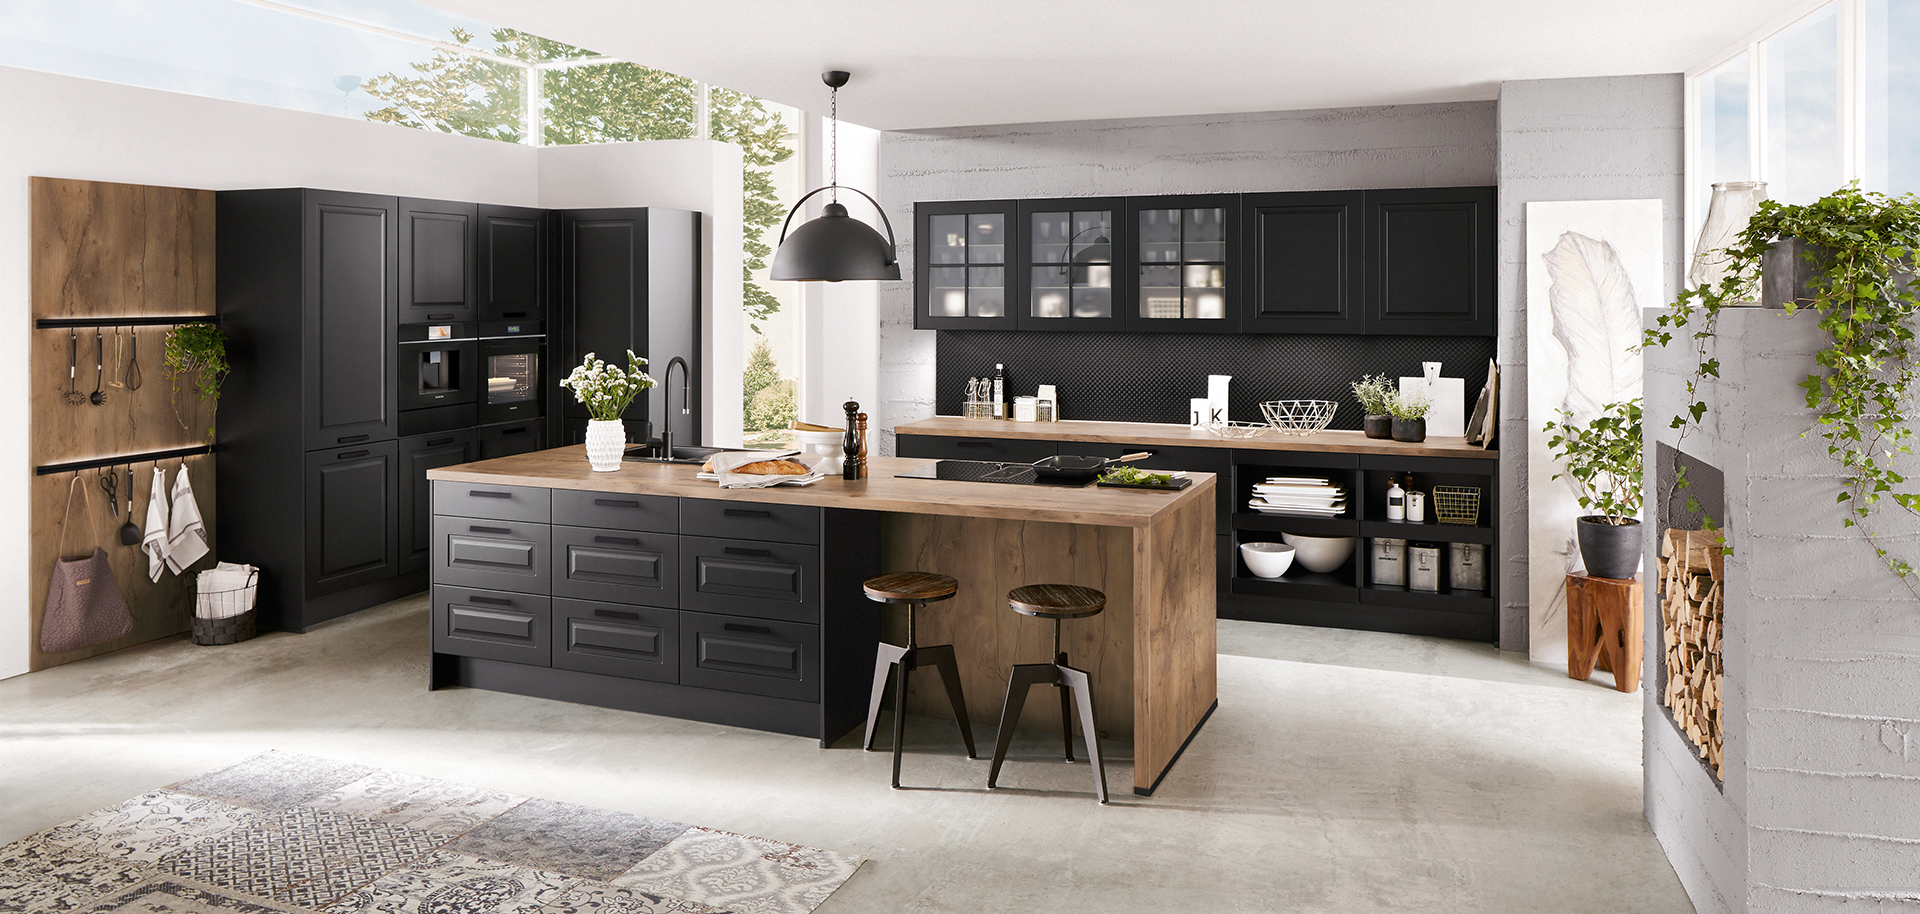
[0,595,1693,913]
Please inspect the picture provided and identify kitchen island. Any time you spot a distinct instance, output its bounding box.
[426,447,1217,796]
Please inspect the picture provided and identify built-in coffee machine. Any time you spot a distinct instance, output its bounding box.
[397,322,478,436]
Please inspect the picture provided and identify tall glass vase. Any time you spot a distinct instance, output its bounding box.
[1689,181,1768,302]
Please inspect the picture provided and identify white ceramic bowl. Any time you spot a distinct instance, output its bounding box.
[793,429,844,472]
[1239,541,1296,578]
[1281,533,1357,574]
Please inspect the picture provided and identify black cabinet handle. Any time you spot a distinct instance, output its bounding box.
[955,440,992,448]
[502,311,528,319]
[593,608,640,621]
[466,595,512,606]
[593,498,641,508]
[723,622,773,634]
[337,450,369,460]
[427,437,456,447]
[469,490,511,498]
[337,434,370,444]
[468,525,510,534]
[428,313,455,320]
[500,427,528,436]
[593,535,641,546]
[724,546,772,557]
[723,508,772,518]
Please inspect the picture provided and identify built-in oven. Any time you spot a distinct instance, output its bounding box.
[398,323,478,436]
[478,328,544,426]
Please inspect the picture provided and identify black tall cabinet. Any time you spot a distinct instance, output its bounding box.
[551,208,702,448]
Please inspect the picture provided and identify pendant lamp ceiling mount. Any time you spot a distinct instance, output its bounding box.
[768,69,901,282]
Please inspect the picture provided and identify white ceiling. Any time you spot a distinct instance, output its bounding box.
[425,0,1806,130]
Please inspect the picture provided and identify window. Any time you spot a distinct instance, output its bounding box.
[1764,5,1841,205]
[1697,54,1752,194]
[1866,0,1920,190]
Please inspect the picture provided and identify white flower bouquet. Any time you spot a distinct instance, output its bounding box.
[559,350,655,421]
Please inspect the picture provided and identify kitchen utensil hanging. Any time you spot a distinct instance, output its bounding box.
[106,327,126,389]
[64,331,85,405]
[125,329,143,390]
[98,468,118,519]
[118,464,139,546]
[89,330,105,405]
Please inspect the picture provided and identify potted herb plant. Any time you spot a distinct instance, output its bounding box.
[559,351,654,471]
[1387,388,1431,443]
[1545,398,1644,579]
[1351,374,1395,439]
[163,321,229,444]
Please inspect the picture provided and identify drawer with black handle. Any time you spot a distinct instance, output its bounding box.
[433,516,550,594]
[551,525,678,606]
[432,585,551,666]
[553,489,678,533]
[678,536,819,624]
[681,500,821,545]
[894,434,1057,463]
[678,610,818,702]
[434,480,551,523]
[551,598,677,683]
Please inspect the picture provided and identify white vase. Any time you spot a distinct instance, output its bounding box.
[584,419,625,472]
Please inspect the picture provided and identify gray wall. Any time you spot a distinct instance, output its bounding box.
[1646,306,1920,911]
[1495,75,1687,652]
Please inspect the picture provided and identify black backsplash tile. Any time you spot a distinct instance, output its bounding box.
[935,331,1495,430]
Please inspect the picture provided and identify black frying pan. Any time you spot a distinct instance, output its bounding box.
[1031,452,1151,481]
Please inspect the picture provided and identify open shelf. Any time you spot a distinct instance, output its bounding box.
[1231,571,1358,603]
[1234,512,1356,536]
[1357,518,1495,544]
[1359,585,1495,614]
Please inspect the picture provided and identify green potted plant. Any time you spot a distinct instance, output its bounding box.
[559,350,654,471]
[163,321,228,444]
[1351,373,1395,439]
[1545,398,1644,579]
[1386,388,1431,443]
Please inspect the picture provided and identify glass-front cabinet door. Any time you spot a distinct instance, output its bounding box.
[1014,198,1127,331]
[1125,194,1240,332]
[914,199,1016,330]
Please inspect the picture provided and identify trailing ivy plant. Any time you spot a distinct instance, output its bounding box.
[1644,183,1920,589]
[1545,399,1645,525]
[164,321,229,443]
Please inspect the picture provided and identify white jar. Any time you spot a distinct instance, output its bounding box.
[584,419,625,472]
[1013,396,1038,422]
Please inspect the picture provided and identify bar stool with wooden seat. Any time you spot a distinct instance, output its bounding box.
[986,583,1109,805]
[861,571,979,788]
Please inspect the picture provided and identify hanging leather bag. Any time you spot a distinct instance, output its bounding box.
[41,476,133,653]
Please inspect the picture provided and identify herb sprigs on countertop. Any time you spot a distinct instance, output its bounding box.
[1099,465,1178,487]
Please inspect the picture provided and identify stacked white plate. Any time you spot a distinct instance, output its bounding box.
[1248,476,1347,516]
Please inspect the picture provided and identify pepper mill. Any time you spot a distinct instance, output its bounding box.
[843,400,861,481]
[854,412,870,480]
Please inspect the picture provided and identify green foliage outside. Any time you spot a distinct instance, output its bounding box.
[748,379,798,433]
[741,337,788,431]
[361,28,795,334]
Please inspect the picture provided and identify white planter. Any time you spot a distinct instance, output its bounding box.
[584,419,625,472]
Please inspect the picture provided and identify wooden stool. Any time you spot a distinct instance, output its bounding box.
[1567,572,1643,693]
[986,584,1109,805]
[861,572,978,788]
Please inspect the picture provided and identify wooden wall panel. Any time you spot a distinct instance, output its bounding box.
[28,177,220,672]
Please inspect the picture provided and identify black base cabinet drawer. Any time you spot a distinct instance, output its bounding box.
[434,516,550,594]
[434,480,552,523]
[553,489,678,533]
[681,500,820,545]
[895,434,1057,463]
[434,585,550,666]
[679,536,819,623]
[678,610,818,702]
[552,525,678,606]
[551,598,677,683]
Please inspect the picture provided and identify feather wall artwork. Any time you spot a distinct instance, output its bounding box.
[1526,200,1663,665]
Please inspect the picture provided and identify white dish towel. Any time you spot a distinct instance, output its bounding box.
[142,467,171,582]
[165,465,210,574]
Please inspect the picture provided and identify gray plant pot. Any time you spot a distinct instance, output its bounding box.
[1390,417,1426,442]
[1576,515,1643,580]
[1763,236,1917,310]
[1363,415,1393,439]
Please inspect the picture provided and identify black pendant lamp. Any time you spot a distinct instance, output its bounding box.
[769,70,901,282]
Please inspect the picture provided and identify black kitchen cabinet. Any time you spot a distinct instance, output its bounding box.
[398,198,476,324]
[1363,186,1496,336]
[477,420,544,460]
[1013,198,1128,332]
[304,441,400,599]
[552,208,702,447]
[477,204,545,322]
[914,200,1016,331]
[399,430,477,574]
[1125,194,1239,333]
[1241,191,1365,334]
[305,191,398,450]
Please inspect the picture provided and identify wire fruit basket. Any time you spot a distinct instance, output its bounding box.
[1259,400,1339,436]
[1206,420,1271,439]
[1433,486,1483,525]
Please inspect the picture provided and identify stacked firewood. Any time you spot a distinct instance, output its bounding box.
[1657,529,1724,775]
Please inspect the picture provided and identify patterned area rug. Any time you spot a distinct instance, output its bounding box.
[0,751,866,914]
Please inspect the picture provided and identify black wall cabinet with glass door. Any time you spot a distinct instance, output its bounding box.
[914,200,1016,330]
[1012,198,1128,332]
[1125,194,1240,333]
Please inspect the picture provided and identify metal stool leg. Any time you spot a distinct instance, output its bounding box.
[1052,618,1075,762]
[1057,662,1108,805]
[862,641,909,751]
[890,649,913,788]
[917,643,978,759]
[986,663,1056,788]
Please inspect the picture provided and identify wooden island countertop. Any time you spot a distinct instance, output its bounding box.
[430,445,1219,796]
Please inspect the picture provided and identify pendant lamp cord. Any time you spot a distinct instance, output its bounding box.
[829,82,839,204]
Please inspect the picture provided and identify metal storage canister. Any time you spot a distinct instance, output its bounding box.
[1408,542,1442,592]
[1370,537,1407,586]
[1448,542,1487,592]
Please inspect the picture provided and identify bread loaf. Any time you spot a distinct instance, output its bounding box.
[734,458,810,476]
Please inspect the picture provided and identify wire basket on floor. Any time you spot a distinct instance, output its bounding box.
[192,565,259,646]
[1259,400,1339,435]
[1433,486,1483,525]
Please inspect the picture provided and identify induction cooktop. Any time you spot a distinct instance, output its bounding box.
[895,459,1097,487]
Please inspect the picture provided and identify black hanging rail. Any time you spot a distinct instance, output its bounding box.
[34,315,220,329]
[35,444,217,477]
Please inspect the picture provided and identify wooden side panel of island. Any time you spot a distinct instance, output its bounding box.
[1134,485,1219,794]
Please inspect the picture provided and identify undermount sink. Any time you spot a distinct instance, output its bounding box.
[623,444,770,465]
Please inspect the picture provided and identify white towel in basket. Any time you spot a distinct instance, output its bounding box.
[165,465,210,574]
[195,562,257,620]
